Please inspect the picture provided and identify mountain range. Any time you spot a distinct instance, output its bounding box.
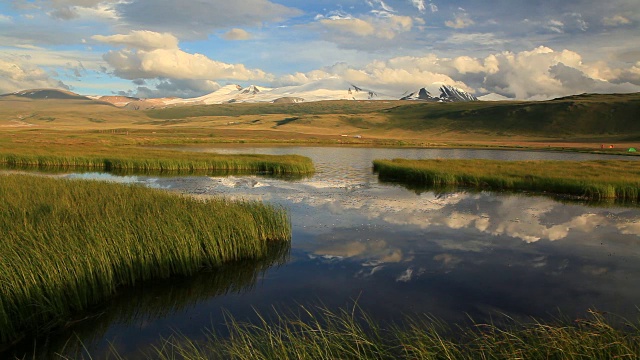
[95,78,478,109]
[2,79,480,109]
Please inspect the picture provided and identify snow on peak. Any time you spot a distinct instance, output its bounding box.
[401,84,477,102]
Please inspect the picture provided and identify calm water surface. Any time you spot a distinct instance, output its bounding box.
[7,147,640,358]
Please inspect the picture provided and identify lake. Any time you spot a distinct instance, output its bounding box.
[6,147,640,358]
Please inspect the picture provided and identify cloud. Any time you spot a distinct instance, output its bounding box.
[276,57,473,96]
[115,0,301,39]
[276,46,640,100]
[602,15,631,27]
[410,0,426,12]
[479,46,640,99]
[452,56,485,74]
[49,7,80,20]
[92,31,179,50]
[367,0,395,13]
[95,31,271,87]
[0,14,13,23]
[222,28,251,41]
[0,53,69,93]
[126,78,221,98]
[102,48,270,82]
[318,15,413,40]
[546,19,565,33]
[20,0,120,20]
[320,18,376,37]
[445,13,474,29]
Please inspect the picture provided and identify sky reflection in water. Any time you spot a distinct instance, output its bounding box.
[138,147,640,322]
[9,147,640,358]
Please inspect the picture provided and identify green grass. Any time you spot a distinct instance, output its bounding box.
[381,93,640,137]
[145,100,399,119]
[143,93,640,139]
[0,174,292,345]
[102,306,640,359]
[0,151,315,175]
[373,159,640,201]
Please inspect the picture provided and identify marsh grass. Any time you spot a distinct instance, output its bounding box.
[0,152,314,175]
[5,243,290,359]
[0,174,291,345]
[142,306,640,359]
[373,158,640,201]
[0,164,311,181]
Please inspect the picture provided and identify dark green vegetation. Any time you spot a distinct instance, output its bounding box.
[0,174,292,345]
[145,100,397,119]
[380,93,640,137]
[373,158,640,201]
[0,151,314,175]
[99,307,640,359]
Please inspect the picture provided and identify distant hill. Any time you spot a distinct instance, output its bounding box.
[1,89,93,101]
[382,92,640,137]
[143,92,640,139]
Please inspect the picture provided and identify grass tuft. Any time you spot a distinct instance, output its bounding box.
[143,306,640,359]
[0,174,292,345]
[0,152,315,175]
[373,158,640,201]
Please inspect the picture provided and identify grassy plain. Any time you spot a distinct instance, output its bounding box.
[0,174,291,345]
[373,159,640,201]
[1,93,639,152]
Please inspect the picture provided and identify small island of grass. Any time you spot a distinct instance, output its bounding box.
[0,151,315,175]
[0,174,292,345]
[373,158,640,201]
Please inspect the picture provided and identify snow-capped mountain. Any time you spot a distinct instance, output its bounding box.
[167,78,396,106]
[91,79,478,109]
[401,85,478,102]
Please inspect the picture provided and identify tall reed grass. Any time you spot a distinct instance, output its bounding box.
[373,159,640,201]
[144,306,640,359]
[0,174,291,345]
[0,152,315,175]
[4,243,290,359]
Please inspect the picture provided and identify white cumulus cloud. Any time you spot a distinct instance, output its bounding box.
[0,54,69,93]
[274,46,640,100]
[94,30,271,86]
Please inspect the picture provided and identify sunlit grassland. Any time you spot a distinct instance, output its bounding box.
[144,100,400,119]
[0,174,292,345]
[373,159,640,201]
[0,151,314,175]
[126,306,640,359]
[3,93,640,149]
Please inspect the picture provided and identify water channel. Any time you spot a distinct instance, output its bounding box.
[6,147,640,358]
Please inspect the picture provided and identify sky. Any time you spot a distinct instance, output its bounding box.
[0,0,639,100]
